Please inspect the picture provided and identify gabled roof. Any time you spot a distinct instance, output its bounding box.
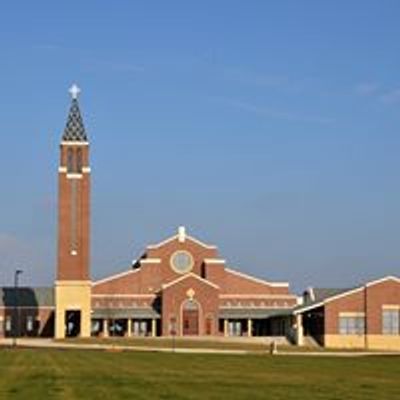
[92,268,139,286]
[147,227,216,250]
[294,275,400,314]
[311,288,352,304]
[162,273,220,290]
[0,287,54,307]
[225,268,289,288]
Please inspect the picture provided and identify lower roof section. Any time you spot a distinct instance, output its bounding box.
[219,308,292,319]
[0,287,54,307]
[92,308,161,319]
[91,307,293,320]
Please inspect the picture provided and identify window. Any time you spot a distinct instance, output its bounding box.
[67,148,74,172]
[228,321,242,336]
[170,251,194,274]
[76,148,82,172]
[382,310,400,335]
[339,315,365,335]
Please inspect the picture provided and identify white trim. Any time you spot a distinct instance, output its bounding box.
[60,141,89,146]
[139,258,161,265]
[324,275,400,304]
[295,276,400,315]
[204,258,226,264]
[66,173,82,179]
[59,167,90,174]
[293,301,325,315]
[55,280,92,285]
[219,294,297,300]
[382,304,400,310]
[170,250,194,274]
[147,234,178,249]
[91,294,155,298]
[186,235,217,249]
[147,233,217,250]
[92,269,139,286]
[324,287,365,304]
[225,268,289,288]
[294,286,365,314]
[162,273,220,290]
[295,286,365,314]
[365,275,400,287]
[220,304,293,310]
[339,312,365,317]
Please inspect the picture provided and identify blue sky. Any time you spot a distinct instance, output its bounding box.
[0,1,399,292]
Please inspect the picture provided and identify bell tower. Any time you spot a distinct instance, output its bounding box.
[55,84,91,339]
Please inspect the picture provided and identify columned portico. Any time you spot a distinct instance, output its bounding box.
[151,319,157,337]
[295,313,304,346]
[127,318,132,337]
[247,319,253,337]
[103,319,109,337]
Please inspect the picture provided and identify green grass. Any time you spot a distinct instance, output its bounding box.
[0,348,399,400]
[64,336,270,351]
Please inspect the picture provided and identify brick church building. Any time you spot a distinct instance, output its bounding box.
[1,86,399,350]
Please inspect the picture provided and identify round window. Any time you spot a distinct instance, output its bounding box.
[170,250,194,274]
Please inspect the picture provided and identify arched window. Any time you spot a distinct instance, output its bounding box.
[67,148,74,172]
[76,148,82,173]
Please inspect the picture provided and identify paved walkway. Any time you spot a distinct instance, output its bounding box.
[1,338,400,357]
[0,338,251,355]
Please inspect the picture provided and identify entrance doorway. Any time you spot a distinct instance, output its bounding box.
[65,310,81,337]
[182,300,199,335]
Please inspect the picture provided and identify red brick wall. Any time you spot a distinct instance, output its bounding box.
[366,280,400,334]
[146,237,218,283]
[161,276,219,336]
[324,289,365,334]
[223,269,291,296]
[57,144,90,281]
[92,234,298,322]
[324,278,400,335]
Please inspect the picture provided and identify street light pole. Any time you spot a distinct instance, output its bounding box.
[13,269,23,347]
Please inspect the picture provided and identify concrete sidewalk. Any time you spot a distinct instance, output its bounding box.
[1,338,400,357]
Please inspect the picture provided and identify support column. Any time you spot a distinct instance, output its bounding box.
[151,319,157,337]
[247,319,253,337]
[127,319,132,337]
[295,314,304,346]
[103,319,109,338]
[223,319,229,337]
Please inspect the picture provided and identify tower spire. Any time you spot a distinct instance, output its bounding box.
[62,83,87,142]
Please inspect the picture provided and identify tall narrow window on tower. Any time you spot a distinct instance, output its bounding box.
[67,148,74,173]
[76,148,82,173]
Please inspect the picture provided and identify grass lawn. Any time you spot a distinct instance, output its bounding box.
[0,348,399,400]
